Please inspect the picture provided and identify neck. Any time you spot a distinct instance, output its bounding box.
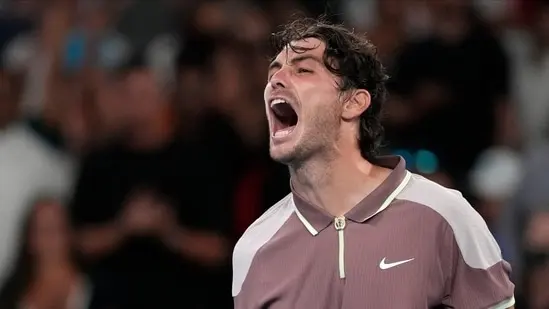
[290,147,390,217]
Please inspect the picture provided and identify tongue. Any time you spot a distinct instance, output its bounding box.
[273,103,297,126]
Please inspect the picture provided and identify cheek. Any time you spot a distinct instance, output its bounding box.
[263,86,271,112]
[308,97,341,129]
[263,86,269,103]
[300,81,339,110]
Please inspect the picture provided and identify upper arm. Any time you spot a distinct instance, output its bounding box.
[440,199,515,308]
[398,177,515,308]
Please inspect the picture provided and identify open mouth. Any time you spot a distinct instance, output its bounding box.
[270,99,298,138]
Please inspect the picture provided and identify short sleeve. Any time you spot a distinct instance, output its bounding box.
[442,207,515,308]
[397,175,515,308]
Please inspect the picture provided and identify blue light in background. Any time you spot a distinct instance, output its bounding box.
[64,30,87,71]
[415,149,439,174]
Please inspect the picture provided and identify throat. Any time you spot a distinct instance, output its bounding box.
[289,156,340,214]
[290,154,385,217]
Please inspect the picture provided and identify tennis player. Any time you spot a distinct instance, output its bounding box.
[232,17,515,309]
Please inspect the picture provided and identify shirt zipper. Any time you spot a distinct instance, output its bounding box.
[334,216,346,279]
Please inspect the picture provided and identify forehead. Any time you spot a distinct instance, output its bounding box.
[274,37,326,62]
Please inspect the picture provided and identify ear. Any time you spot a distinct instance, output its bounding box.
[341,89,371,121]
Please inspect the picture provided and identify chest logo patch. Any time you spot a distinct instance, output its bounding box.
[379,257,414,270]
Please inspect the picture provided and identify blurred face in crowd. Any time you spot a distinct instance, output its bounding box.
[427,0,471,40]
[122,69,165,126]
[178,67,205,114]
[57,76,95,152]
[265,38,342,165]
[93,67,171,143]
[212,47,245,110]
[28,200,71,264]
[92,70,133,138]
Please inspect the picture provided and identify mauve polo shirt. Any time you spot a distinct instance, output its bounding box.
[233,156,515,309]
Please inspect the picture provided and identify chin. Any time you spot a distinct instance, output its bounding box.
[269,139,312,166]
[269,145,297,164]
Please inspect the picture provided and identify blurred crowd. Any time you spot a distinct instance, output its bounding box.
[0,0,547,308]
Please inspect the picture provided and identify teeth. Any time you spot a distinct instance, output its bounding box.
[273,127,294,138]
[270,98,287,107]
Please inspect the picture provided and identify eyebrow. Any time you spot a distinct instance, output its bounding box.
[268,54,322,72]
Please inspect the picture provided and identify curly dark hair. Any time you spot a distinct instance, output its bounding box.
[270,17,388,162]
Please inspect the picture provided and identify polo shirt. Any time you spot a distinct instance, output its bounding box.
[232,157,515,309]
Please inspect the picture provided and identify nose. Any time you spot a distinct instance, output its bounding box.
[269,68,288,89]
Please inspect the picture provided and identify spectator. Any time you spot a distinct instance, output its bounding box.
[0,197,91,309]
[192,39,290,237]
[345,0,430,65]
[0,16,75,281]
[505,0,549,150]
[498,141,549,308]
[69,19,232,309]
[387,0,510,191]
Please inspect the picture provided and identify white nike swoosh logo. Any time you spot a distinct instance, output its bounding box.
[379,257,414,270]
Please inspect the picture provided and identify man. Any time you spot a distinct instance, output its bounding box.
[69,17,232,308]
[232,18,515,309]
[498,141,549,308]
[0,16,76,281]
[385,0,511,191]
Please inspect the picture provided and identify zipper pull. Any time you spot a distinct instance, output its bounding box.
[334,216,346,231]
[334,216,346,279]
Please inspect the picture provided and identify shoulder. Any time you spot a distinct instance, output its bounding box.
[398,174,477,219]
[232,193,295,296]
[233,193,295,258]
[397,174,502,269]
[241,193,294,234]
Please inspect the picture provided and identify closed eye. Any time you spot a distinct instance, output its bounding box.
[297,68,313,74]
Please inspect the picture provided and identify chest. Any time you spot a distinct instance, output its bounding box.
[238,221,447,309]
[95,153,195,205]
